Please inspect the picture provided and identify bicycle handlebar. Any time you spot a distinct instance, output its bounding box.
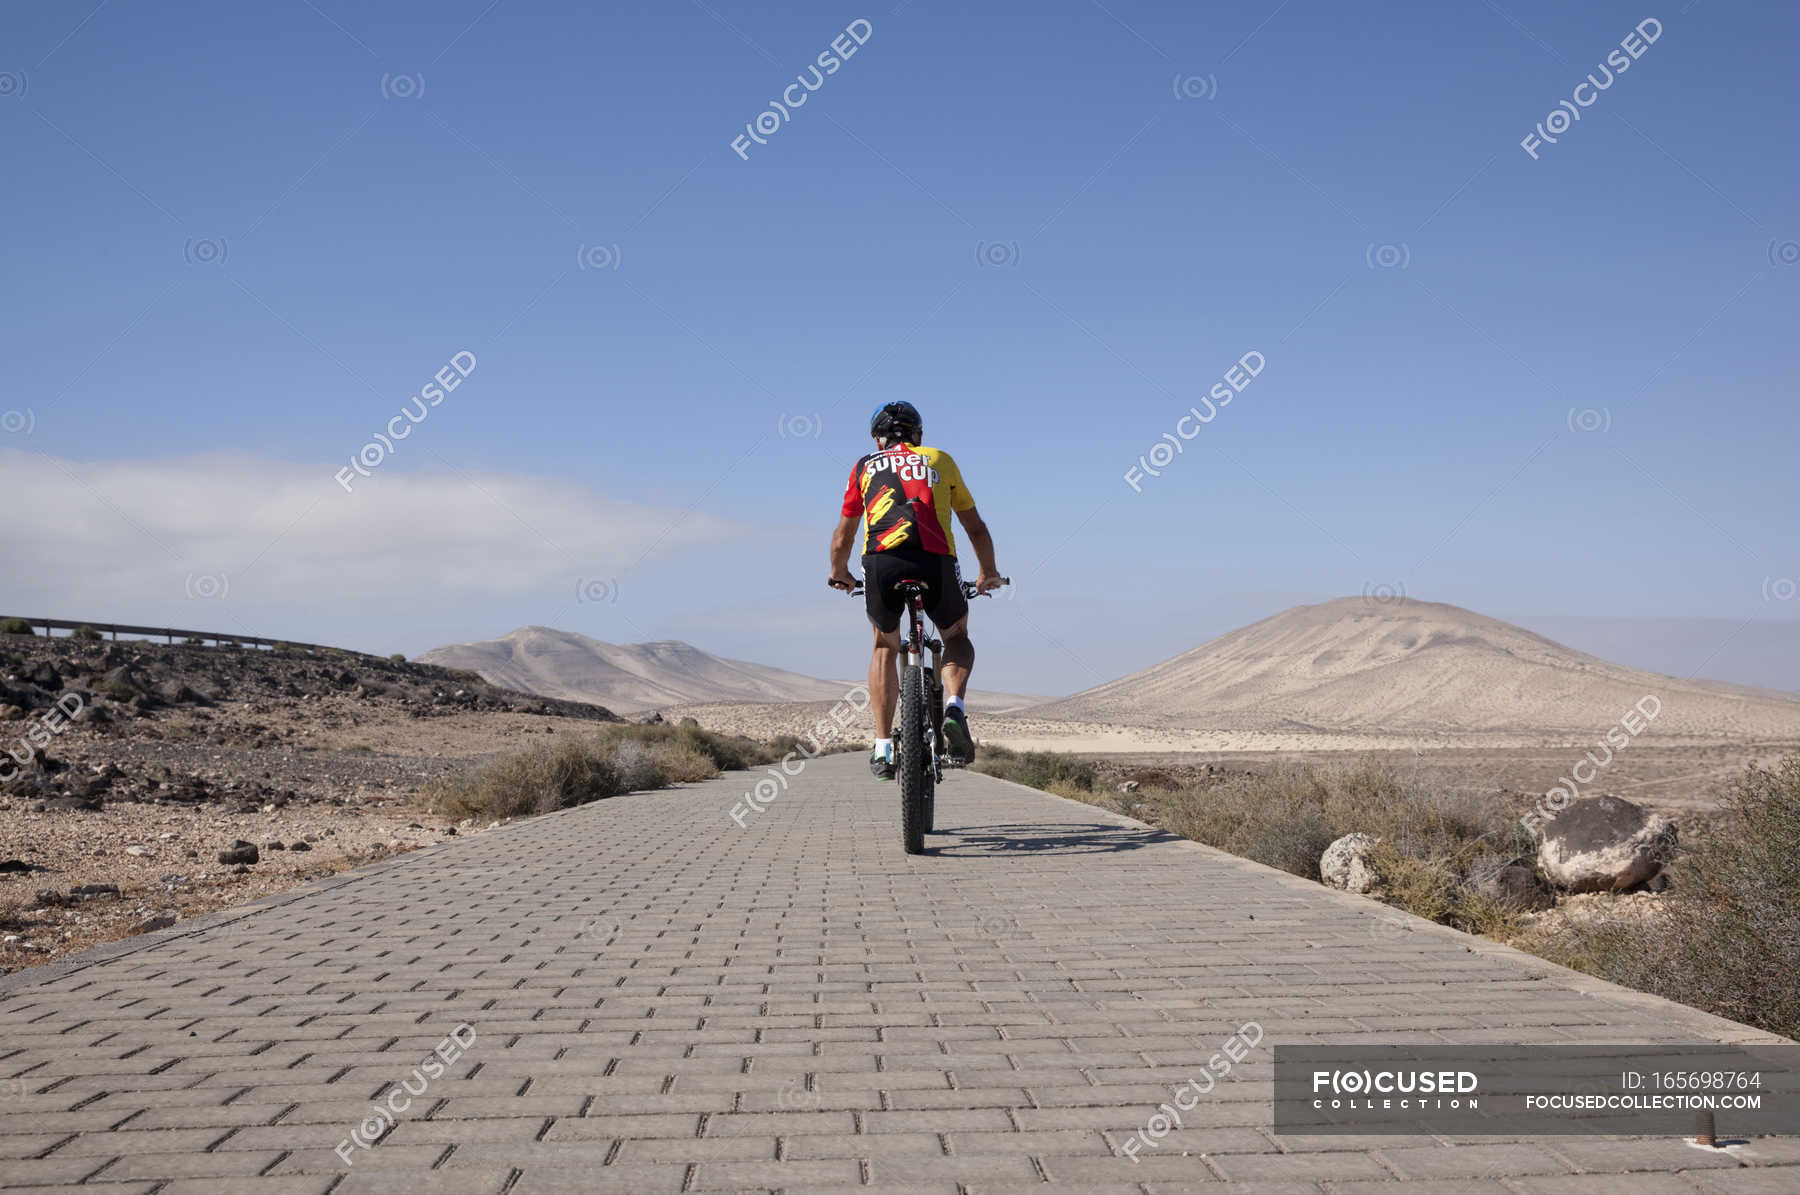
[830,576,1009,597]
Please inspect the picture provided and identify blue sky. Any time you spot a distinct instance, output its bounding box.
[6,0,1798,695]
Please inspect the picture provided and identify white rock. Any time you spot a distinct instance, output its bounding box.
[1320,833,1381,893]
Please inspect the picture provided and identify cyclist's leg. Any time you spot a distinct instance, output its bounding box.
[928,556,973,700]
[925,555,977,759]
[939,615,973,700]
[861,552,907,739]
[869,623,901,738]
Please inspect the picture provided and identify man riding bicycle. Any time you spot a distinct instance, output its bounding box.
[829,401,1004,779]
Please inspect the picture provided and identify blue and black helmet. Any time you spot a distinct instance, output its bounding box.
[869,401,922,443]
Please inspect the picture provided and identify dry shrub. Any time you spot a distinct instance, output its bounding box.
[653,744,718,784]
[1365,843,1522,939]
[417,722,810,822]
[607,739,666,793]
[1143,758,1522,880]
[424,739,622,821]
[973,747,1098,792]
[1524,754,1800,1039]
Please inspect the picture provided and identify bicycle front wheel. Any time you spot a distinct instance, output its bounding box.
[898,664,927,855]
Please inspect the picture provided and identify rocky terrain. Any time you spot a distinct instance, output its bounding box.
[1,632,619,973]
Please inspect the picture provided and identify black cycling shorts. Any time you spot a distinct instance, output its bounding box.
[862,548,968,635]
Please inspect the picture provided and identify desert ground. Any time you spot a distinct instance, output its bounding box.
[660,698,1797,818]
[0,636,621,972]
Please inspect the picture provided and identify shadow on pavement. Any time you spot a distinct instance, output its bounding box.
[928,821,1178,857]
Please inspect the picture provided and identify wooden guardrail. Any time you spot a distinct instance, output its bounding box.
[0,618,347,653]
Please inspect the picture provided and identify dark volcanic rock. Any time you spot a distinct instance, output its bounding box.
[1537,795,1677,893]
[217,841,260,866]
[97,666,148,701]
[155,679,202,705]
[44,795,102,813]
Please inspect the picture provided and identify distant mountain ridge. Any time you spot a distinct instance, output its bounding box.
[1033,597,1800,738]
[420,627,853,713]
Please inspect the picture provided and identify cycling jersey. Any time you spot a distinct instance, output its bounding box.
[840,444,975,556]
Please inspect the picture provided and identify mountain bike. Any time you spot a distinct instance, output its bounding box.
[843,574,1008,855]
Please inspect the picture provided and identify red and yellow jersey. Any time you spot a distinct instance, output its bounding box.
[840,444,975,557]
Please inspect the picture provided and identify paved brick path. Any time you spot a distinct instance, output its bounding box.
[2,755,1795,1193]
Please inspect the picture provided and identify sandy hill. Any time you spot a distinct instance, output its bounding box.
[1034,597,1800,738]
[420,627,857,713]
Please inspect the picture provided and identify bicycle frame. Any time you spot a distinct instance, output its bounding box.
[901,588,947,786]
[903,591,945,690]
[833,570,1008,855]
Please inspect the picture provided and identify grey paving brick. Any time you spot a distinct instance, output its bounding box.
[1507,1176,1708,1195]
[1331,1183,1514,1195]
[509,1164,692,1193]
[42,1126,235,1157]
[688,1158,864,1188]
[1549,1137,1747,1172]
[1376,1142,1573,1179]
[783,1129,942,1158]
[1681,1171,1800,1195]
[100,1149,287,1180]
[0,756,1780,1191]
[158,1179,338,1195]
[1206,1149,1393,1182]
[337,1171,512,1195]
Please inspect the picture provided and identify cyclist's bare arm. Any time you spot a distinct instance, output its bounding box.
[828,514,859,590]
[955,506,1004,593]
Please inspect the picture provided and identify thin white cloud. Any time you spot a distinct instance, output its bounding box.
[4,450,795,622]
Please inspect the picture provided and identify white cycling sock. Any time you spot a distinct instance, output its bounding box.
[875,738,894,760]
[946,695,965,713]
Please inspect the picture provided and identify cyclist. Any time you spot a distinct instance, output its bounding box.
[828,401,1004,779]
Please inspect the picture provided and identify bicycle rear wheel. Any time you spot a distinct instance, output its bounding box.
[898,664,927,854]
[923,675,941,833]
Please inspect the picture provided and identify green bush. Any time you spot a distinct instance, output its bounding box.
[72,624,102,642]
[1,618,34,636]
[389,652,407,663]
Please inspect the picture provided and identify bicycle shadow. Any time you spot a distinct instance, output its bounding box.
[926,821,1178,858]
